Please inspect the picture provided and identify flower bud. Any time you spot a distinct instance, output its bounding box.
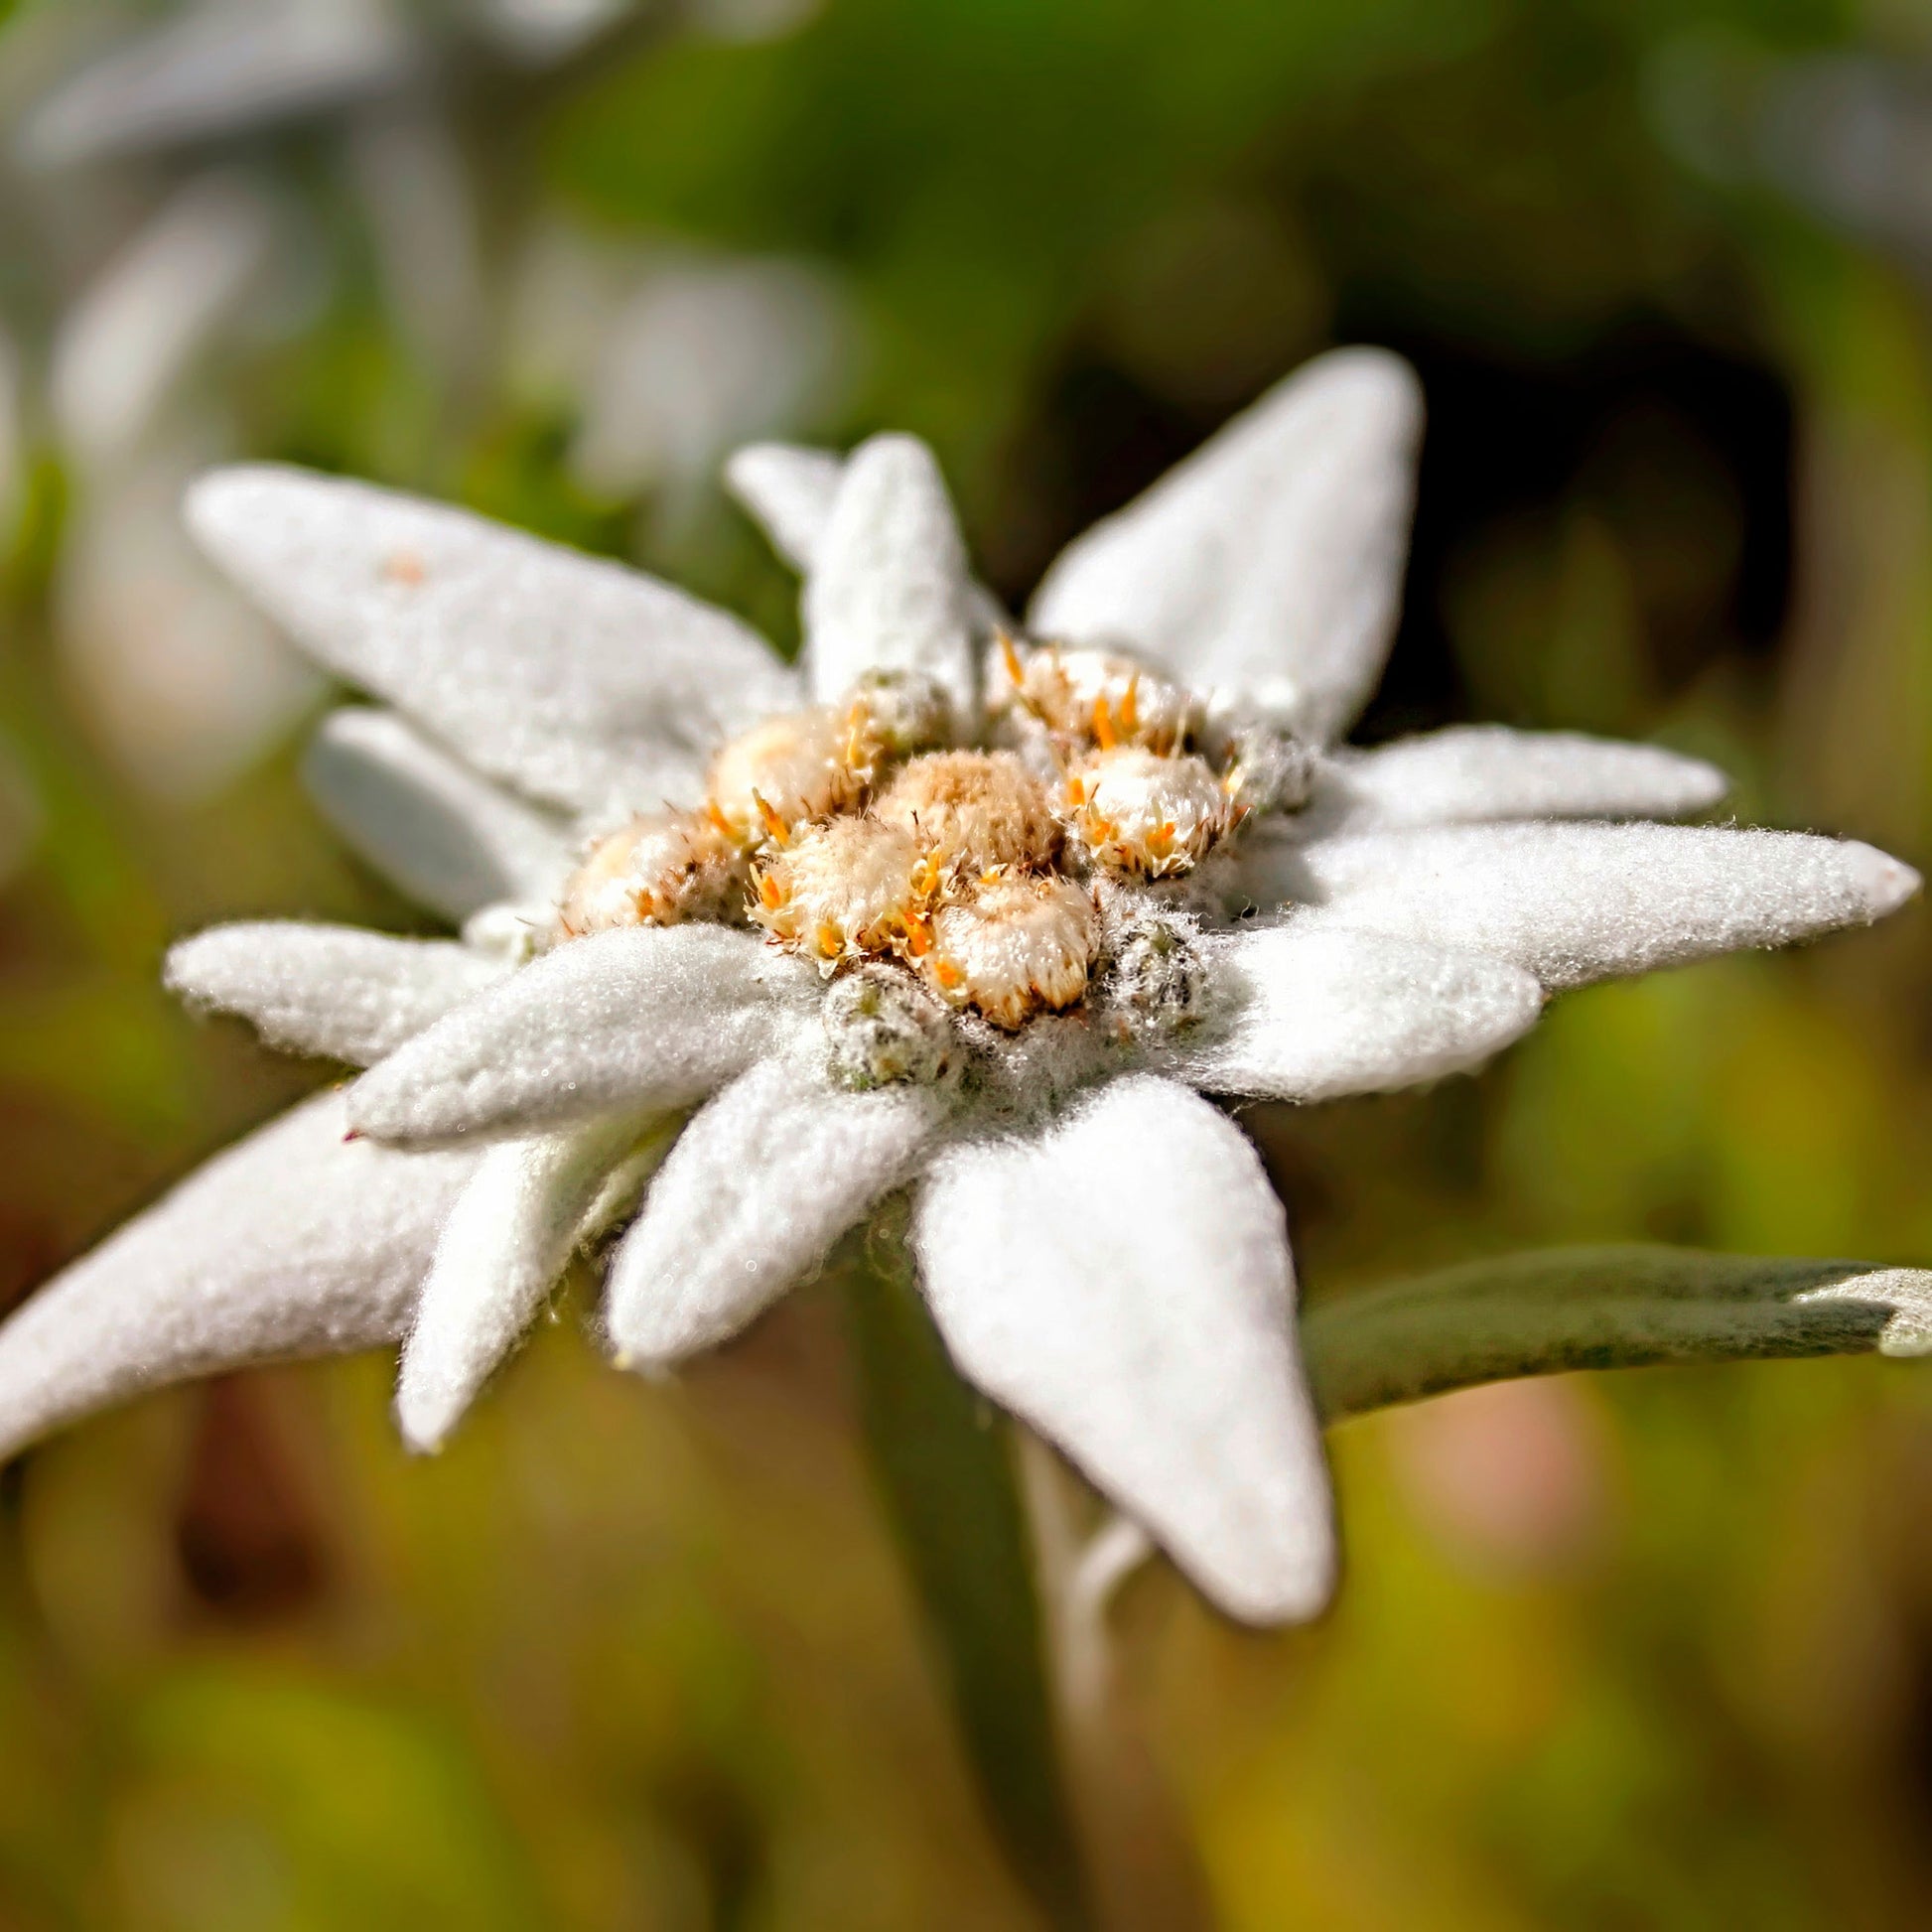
[707,705,869,843]
[991,639,1197,754]
[1063,747,1230,878]
[555,811,745,939]
[752,815,934,965]
[1097,903,1209,1035]
[920,874,1097,1029]
[823,962,957,1088]
[875,750,1060,876]
[847,669,953,759]
[1219,723,1316,815]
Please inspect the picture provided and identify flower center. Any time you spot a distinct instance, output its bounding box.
[552,640,1308,1065]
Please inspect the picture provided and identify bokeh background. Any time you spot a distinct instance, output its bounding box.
[2,0,1932,1925]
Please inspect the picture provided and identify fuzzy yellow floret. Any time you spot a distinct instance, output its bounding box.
[707,705,871,843]
[751,816,936,965]
[1063,747,1231,878]
[919,873,1097,1029]
[555,811,745,938]
[991,638,1197,755]
[874,750,1060,876]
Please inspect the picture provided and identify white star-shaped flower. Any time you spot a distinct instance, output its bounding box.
[0,347,1916,1624]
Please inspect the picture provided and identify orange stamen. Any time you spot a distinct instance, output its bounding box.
[752,790,789,846]
[999,630,1026,691]
[1091,694,1117,750]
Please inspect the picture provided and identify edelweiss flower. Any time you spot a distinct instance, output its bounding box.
[0,347,1917,1625]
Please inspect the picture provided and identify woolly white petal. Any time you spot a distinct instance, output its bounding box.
[724,441,843,570]
[396,1113,657,1450]
[913,1075,1333,1625]
[1250,822,1922,990]
[1169,925,1543,1101]
[608,1056,945,1366]
[1298,726,1728,838]
[480,0,632,63]
[304,708,574,922]
[166,921,508,1068]
[1029,347,1423,745]
[347,924,810,1144]
[726,441,1011,634]
[52,173,277,463]
[18,0,414,169]
[0,1091,474,1462]
[185,465,797,813]
[803,434,979,720]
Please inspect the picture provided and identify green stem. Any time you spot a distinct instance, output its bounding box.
[1017,1437,1215,1932]
[839,1206,1092,1931]
[844,1233,1931,1922]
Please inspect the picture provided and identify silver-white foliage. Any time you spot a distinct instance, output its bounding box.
[1304,1246,1932,1423]
[0,342,1920,1632]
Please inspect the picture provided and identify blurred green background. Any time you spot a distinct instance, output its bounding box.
[4,0,1932,1925]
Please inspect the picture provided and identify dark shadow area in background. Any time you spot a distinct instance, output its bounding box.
[1009,313,1795,746]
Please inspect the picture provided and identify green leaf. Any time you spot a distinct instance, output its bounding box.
[1303,1244,1932,1425]
[839,1204,1091,1932]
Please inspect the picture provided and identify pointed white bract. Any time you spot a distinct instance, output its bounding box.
[51,172,279,464]
[607,1055,947,1367]
[0,1092,474,1462]
[482,0,636,64]
[1795,1269,1932,1357]
[1029,347,1424,744]
[347,925,811,1144]
[0,343,1918,1634]
[19,0,415,170]
[915,1077,1334,1624]
[1264,822,1921,990]
[305,708,574,922]
[803,434,980,722]
[167,920,509,1066]
[1296,726,1728,838]
[1170,926,1543,1101]
[725,441,844,570]
[396,1113,660,1451]
[185,466,798,813]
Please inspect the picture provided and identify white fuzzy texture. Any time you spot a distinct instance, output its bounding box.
[1257,822,1923,990]
[914,1075,1333,1624]
[0,1091,475,1461]
[1029,348,1423,745]
[167,920,508,1066]
[1796,1269,1932,1358]
[608,1056,945,1365]
[185,465,798,813]
[304,707,575,921]
[347,924,811,1144]
[396,1113,657,1451]
[729,438,1011,636]
[724,442,844,570]
[1298,727,1729,838]
[19,0,413,169]
[1172,925,1544,1101]
[1068,747,1227,876]
[803,434,979,723]
[924,876,1097,1029]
